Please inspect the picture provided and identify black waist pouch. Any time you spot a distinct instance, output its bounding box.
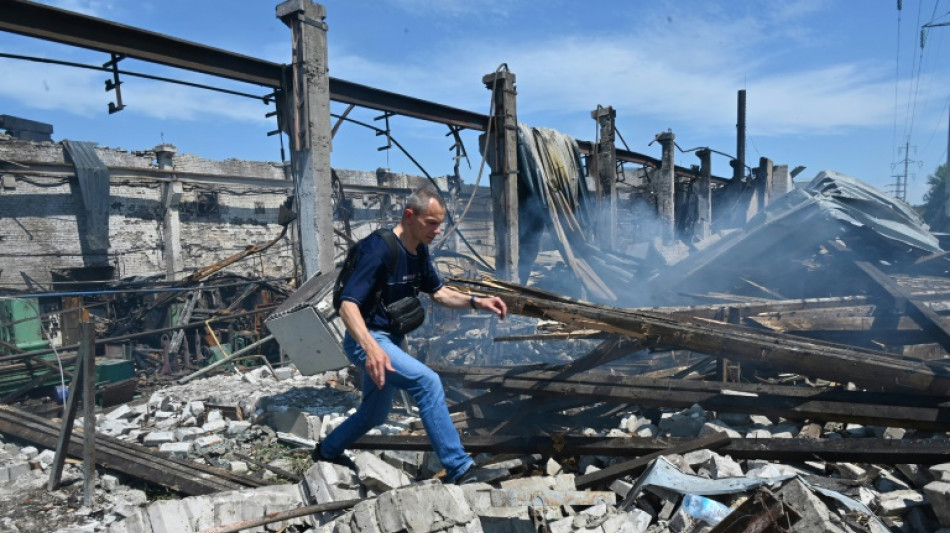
[385,296,425,335]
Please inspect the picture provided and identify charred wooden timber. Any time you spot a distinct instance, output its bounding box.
[350,434,950,464]
[855,260,950,353]
[575,433,731,489]
[434,366,950,431]
[0,406,262,495]
[453,281,950,395]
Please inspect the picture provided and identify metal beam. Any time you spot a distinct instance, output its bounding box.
[0,0,730,180]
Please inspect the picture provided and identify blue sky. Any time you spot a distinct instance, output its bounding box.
[1,0,948,205]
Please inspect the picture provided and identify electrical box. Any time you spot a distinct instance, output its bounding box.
[265,271,348,375]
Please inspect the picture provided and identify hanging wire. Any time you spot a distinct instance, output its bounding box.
[329,113,495,271]
[0,52,273,102]
[434,63,508,251]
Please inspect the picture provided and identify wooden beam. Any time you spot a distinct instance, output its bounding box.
[575,433,730,489]
[350,434,950,464]
[854,260,950,352]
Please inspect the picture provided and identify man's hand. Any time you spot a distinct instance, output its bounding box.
[476,295,507,319]
[339,300,394,389]
[365,345,395,389]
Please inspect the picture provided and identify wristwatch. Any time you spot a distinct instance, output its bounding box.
[469,295,478,309]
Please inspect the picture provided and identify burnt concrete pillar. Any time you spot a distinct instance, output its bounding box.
[695,148,712,240]
[277,0,333,281]
[590,106,617,249]
[655,131,676,243]
[483,70,519,282]
[771,164,791,200]
[757,157,773,211]
[155,144,183,281]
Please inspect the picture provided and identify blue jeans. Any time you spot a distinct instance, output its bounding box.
[320,330,474,482]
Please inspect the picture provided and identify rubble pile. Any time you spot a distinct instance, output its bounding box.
[1,362,950,532]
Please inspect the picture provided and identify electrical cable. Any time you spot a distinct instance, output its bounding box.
[434,64,507,252]
[329,114,495,271]
[0,52,274,102]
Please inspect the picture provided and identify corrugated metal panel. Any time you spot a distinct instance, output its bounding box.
[63,140,110,252]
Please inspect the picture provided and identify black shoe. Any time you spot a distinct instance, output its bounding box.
[454,464,509,485]
[311,443,358,471]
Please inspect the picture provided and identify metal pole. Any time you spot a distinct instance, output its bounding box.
[735,90,746,181]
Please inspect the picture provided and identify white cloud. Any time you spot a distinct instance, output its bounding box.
[0,59,270,124]
[386,0,515,18]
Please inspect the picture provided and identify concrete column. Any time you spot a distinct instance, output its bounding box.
[655,131,676,243]
[277,0,334,281]
[771,164,791,199]
[695,148,712,240]
[590,106,617,249]
[376,167,393,224]
[757,157,774,210]
[483,70,519,282]
[155,144,183,282]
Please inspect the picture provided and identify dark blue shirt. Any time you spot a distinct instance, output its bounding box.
[339,230,443,331]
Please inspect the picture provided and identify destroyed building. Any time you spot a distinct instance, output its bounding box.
[2,1,950,533]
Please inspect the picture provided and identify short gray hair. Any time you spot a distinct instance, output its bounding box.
[405,185,445,214]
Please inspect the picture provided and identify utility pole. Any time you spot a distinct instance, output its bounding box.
[891,141,917,202]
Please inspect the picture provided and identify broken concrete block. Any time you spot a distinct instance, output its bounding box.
[381,450,424,478]
[182,400,204,419]
[897,463,933,489]
[262,408,310,438]
[225,420,251,437]
[925,481,950,526]
[159,442,193,458]
[877,489,927,516]
[374,481,476,533]
[19,446,38,459]
[302,461,362,505]
[145,499,194,533]
[193,435,225,452]
[500,474,576,493]
[545,458,563,477]
[882,427,907,440]
[273,366,295,380]
[174,427,204,442]
[777,478,850,533]
[354,451,411,492]
[833,462,867,481]
[0,462,30,484]
[797,423,822,439]
[201,420,227,434]
[745,428,771,439]
[490,489,615,507]
[142,432,175,447]
[609,479,633,499]
[931,463,950,482]
[35,449,55,468]
[697,421,742,439]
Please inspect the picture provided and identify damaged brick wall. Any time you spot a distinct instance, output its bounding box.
[0,136,294,286]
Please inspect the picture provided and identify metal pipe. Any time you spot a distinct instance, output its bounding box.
[178,334,274,384]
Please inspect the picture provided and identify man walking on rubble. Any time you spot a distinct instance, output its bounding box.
[313,185,507,484]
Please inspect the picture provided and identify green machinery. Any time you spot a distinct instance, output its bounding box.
[0,298,134,400]
[0,298,56,396]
